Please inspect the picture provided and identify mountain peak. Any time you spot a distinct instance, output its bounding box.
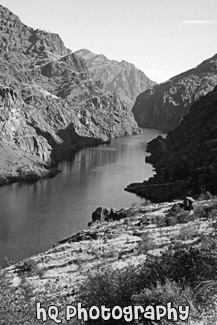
[75,48,155,108]
[0,3,140,186]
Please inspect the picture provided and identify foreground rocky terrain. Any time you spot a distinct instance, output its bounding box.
[132,54,217,130]
[0,4,140,185]
[126,86,217,202]
[75,49,155,108]
[1,197,217,324]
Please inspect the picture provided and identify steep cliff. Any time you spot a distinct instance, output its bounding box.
[126,86,217,201]
[0,4,140,185]
[132,54,217,129]
[74,49,155,108]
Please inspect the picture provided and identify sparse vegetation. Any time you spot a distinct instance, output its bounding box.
[78,244,217,324]
[193,202,217,219]
[0,269,39,324]
[137,232,157,253]
[15,258,45,278]
[2,199,217,324]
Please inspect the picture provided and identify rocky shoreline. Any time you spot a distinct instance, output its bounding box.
[1,197,217,324]
[0,164,60,187]
[126,86,217,202]
[0,136,112,188]
[1,3,217,324]
[125,179,190,203]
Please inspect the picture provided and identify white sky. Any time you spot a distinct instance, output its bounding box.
[1,0,217,82]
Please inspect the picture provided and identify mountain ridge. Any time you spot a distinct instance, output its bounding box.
[0,5,140,185]
[126,85,217,201]
[132,53,217,130]
[74,48,155,108]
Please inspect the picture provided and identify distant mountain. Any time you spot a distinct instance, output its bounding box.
[126,86,217,201]
[74,49,155,108]
[0,4,140,185]
[132,54,217,129]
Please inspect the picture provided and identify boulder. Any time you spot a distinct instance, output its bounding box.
[183,197,195,211]
[92,207,127,223]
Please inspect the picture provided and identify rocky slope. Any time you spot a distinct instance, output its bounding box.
[75,49,155,108]
[132,54,217,129]
[126,86,217,201]
[0,4,140,185]
[1,198,217,324]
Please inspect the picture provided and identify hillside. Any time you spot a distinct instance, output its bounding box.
[75,48,155,108]
[126,86,217,202]
[0,4,140,185]
[1,198,217,324]
[132,54,217,129]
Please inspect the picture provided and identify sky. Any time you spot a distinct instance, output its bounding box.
[1,0,217,82]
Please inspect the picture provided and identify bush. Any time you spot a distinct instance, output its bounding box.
[78,267,141,324]
[78,246,217,324]
[193,202,217,219]
[156,247,217,293]
[133,280,198,317]
[0,270,37,324]
[137,232,158,253]
[78,264,167,324]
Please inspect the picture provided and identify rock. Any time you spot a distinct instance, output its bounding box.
[92,207,128,222]
[92,207,111,222]
[3,196,217,325]
[58,230,99,244]
[183,197,195,211]
[0,4,141,185]
[74,49,155,108]
[132,54,217,130]
[125,180,190,203]
[126,86,217,201]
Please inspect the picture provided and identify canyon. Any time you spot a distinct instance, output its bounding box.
[126,85,217,202]
[132,54,217,130]
[1,198,217,324]
[1,4,217,325]
[0,4,145,186]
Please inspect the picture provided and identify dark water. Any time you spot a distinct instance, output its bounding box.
[0,129,165,265]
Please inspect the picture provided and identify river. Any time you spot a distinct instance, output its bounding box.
[0,128,166,265]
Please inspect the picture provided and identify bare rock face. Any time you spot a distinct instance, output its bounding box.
[74,49,155,108]
[132,54,217,130]
[91,207,127,223]
[126,86,217,201]
[0,4,140,184]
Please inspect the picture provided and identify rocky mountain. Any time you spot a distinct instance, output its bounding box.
[74,48,155,108]
[126,86,217,201]
[132,54,217,130]
[0,4,140,185]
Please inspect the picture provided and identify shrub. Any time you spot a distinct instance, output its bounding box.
[177,223,199,241]
[78,267,141,324]
[197,191,213,201]
[78,258,168,324]
[133,281,198,319]
[15,258,36,276]
[78,246,217,324]
[193,202,217,219]
[137,232,157,253]
[15,258,45,278]
[157,247,217,290]
[0,270,38,324]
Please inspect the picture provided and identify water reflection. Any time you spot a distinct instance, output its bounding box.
[0,129,166,265]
